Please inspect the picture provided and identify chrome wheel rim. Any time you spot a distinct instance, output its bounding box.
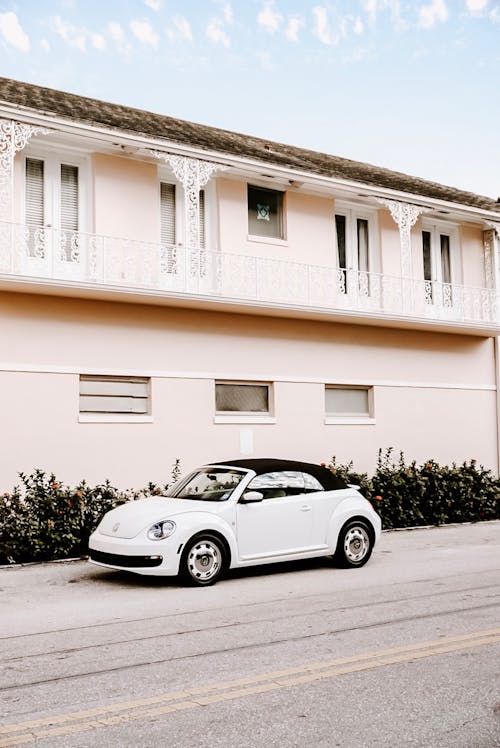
[344,526,370,563]
[187,540,222,582]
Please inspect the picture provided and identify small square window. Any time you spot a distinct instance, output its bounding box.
[248,185,284,239]
[216,382,270,414]
[79,376,150,415]
[325,386,373,422]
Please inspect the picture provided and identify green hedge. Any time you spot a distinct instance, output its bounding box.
[327,449,500,529]
[1,452,498,565]
[0,462,181,565]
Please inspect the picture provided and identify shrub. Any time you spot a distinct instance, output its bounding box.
[328,449,500,530]
[0,463,181,565]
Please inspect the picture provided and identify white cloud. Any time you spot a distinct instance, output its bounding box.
[363,0,378,26]
[466,0,489,12]
[285,17,303,41]
[418,0,448,28]
[223,2,233,24]
[145,0,163,10]
[53,16,86,50]
[0,11,30,52]
[490,6,500,22]
[130,18,159,47]
[312,5,339,45]
[257,3,283,33]
[91,33,106,50]
[206,18,230,47]
[40,38,50,52]
[108,21,132,54]
[167,15,193,42]
[353,16,364,33]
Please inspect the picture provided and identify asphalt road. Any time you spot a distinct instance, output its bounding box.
[0,521,499,748]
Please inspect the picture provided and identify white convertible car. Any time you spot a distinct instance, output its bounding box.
[88,458,382,586]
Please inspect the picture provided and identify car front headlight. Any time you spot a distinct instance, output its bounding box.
[147,520,176,541]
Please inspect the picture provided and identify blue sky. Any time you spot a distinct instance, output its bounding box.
[0,0,499,199]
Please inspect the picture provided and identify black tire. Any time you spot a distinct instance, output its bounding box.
[334,520,373,568]
[180,534,226,586]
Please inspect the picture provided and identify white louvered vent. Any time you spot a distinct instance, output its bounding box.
[25,158,44,227]
[79,376,150,414]
[160,182,176,245]
[60,164,79,231]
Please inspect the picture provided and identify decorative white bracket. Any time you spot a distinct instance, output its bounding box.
[375,198,424,279]
[150,151,227,248]
[0,119,50,222]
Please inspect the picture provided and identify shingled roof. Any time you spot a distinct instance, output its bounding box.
[0,77,498,214]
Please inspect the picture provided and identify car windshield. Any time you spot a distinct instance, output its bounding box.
[166,468,247,502]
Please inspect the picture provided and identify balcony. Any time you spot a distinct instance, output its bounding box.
[0,221,497,334]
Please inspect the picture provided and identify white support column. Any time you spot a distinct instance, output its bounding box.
[149,151,227,248]
[374,198,424,279]
[0,119,50,272]
[0,119,50,222]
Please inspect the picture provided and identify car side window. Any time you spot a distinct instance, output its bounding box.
[303,472,324,493]
[247,471,305,499]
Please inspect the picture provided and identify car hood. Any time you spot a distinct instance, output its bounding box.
[97,497,225,539]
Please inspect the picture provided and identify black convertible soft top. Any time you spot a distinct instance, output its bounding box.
[210,458,347,491]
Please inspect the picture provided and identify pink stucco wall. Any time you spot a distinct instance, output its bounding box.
[92,153,159,242]
[0,291,496,489]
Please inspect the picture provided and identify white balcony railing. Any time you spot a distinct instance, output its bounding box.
[0,221,497,328]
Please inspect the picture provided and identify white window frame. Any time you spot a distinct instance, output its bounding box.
[214,380,276,424]
[324,384,375,425]
[421,218,461,287]
[78,375,153,424]
[22,144,90,233]
[247,183,287,244]
[333,200,380,277]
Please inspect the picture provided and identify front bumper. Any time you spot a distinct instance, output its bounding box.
[88,531,180,576]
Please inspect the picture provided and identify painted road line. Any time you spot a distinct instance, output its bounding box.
[1,635,499,748]
[0,627,499,745]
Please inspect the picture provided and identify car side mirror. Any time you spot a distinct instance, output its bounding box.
[240,490,264,503]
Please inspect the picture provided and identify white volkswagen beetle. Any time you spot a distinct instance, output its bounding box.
[88,458,381,586]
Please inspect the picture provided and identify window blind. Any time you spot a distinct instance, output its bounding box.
[160,182,176,245]
[60,164,79,232]
[25,158,44,227]
[199,189,206,249]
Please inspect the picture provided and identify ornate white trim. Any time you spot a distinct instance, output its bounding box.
[375,198,424,278]
[0,119,50,221]
[150,151,227,248]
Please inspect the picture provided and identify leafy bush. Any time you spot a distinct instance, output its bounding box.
[328,448,500,529]
[0,461,181,565]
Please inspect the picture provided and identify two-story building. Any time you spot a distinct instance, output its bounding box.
[0,77,499,488]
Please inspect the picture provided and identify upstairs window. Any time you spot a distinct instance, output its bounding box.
[334,204,376,295]
[421,222,458,306]
[248,185,284,239]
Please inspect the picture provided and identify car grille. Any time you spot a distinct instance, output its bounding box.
[89,549,163,568]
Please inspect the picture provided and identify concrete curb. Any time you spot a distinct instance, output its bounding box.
[1,519,498,570]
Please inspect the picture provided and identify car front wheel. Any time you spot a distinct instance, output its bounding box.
[334,520,373,568]
[180,535,226,586]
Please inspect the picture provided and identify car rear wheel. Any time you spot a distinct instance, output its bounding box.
[180,535,225,586]
[334,520,373,568]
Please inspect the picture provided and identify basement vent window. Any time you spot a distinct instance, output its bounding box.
[325,385,374,425]
[214,381,275,424]
[79,376,151,422]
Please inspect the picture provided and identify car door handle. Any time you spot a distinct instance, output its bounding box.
[300,505,312,512]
